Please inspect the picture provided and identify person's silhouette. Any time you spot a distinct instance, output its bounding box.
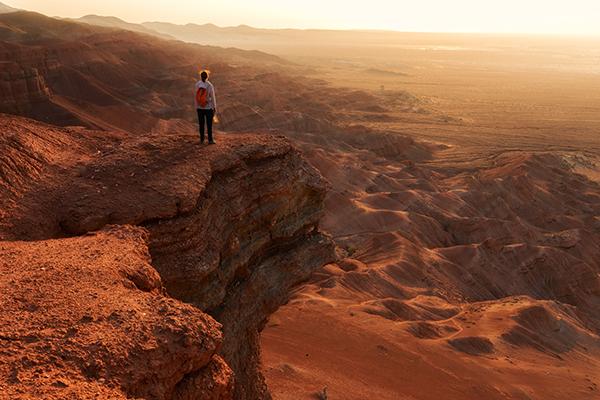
[194,70,217,144]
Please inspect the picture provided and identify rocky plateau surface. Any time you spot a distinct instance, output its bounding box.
[0,114,334,399]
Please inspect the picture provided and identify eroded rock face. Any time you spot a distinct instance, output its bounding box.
[0,226,233,399]
[0,114,334,399]
[0,65,51,114]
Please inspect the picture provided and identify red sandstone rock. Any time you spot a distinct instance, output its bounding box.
[0,226,233,399]
[0,114,335,399]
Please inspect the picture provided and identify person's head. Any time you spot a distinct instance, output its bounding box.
[200,70,209,82]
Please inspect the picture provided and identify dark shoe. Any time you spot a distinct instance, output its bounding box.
[208,140,216,145]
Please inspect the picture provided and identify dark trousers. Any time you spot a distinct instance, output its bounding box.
[196,108,214,142]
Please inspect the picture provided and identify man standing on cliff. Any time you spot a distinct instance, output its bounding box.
[195,70,218,145]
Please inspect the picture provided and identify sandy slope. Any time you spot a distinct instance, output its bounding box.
[262,94,600,399]
[262,137,600,400]
[264,298,599,399]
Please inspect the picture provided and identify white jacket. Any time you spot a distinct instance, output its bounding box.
[194,80,217,110]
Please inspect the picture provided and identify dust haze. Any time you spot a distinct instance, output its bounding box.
[1,6,600,400]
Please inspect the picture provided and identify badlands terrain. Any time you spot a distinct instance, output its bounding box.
[259,28,600,400]
[1,5,600,400]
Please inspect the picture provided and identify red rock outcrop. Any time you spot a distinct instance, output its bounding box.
[0,114,335,399]
[0,64,51,114]
[0,226,233,399]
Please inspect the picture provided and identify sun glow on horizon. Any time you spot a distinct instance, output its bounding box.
[7,0,600,36]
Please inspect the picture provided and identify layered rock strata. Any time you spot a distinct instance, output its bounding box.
[0,114,334,399]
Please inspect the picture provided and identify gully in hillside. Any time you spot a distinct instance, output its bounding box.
[195,70,218,145]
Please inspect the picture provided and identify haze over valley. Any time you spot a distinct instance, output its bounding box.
[1,2,600,399]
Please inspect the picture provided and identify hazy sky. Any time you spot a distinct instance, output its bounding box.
[7,0,600,35]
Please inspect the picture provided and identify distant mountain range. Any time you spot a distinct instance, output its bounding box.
[73,15,174,40]
[5,4,569,61]
[69,15,476,57]
[70,15,289,50]
[70,15,537,57]
[71,15,351,51]
[3,4,562,59]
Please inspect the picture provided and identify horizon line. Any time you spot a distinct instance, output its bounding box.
[68,13,600,39]
[5,5,600,39]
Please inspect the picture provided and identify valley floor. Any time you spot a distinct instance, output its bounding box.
[261,42,600,400]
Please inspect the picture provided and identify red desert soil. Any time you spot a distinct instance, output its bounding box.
[0,226,232,399]
[0,112,333,399]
